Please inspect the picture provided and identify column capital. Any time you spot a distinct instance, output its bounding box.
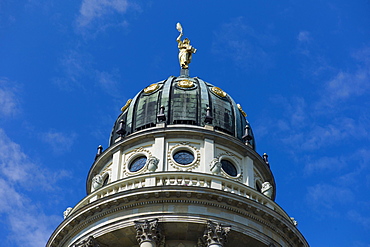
[74,236,104,247]
[134,218,162,245]
[203,220,231,247]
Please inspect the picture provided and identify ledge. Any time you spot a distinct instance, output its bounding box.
[50,178,308,247]
[75,172,284,220]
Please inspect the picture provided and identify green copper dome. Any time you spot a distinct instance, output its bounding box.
[109,75,255,148]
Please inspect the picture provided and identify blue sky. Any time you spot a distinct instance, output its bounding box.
[0,0,369,246]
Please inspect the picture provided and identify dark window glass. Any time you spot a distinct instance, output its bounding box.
[256,182,261,192]
[173,150,194,165]
[221,160,237,177]
[129,156,147,172]
[103,176,109,186]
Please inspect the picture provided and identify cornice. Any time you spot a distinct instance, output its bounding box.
[48,186,307,247]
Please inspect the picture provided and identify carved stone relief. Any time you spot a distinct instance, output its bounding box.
[63,207,72,219]
[147,156,159,172]
[202,220,231,247]
[92,174,103,190]
[74,236,105,247]
[213,151,243,181]
[261,181,273,199]
[123,147,160,176]
[210,158,221,175]
[134,218,163,246]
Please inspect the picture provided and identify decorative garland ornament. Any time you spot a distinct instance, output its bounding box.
[177,79,194,88]
[144,83,160,94]
[211,86,227,97]
[237,103,247,117]
[121,99,132,112]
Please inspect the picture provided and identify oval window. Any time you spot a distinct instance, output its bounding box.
[129,156,147,172]
[173,150,194,165]
[221,160,237,177]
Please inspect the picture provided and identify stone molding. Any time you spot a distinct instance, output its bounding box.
[48,187,307,247]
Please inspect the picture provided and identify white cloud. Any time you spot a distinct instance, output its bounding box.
[265,47,370,153]
[0,179,24,213]
[295,30,336,77]
[96,69,122,97]
[303,148,370,178]
[77,0,131,28]
[0,178,58,246]
[306,183,354,211]
[55,48,125,99]
[279,115,369,152]
[326,69,369,100]
[270,96,307,128]
[54,49,93,91]
[297,31,311,43]
[304,155,347,175]
[317,46,370,109]
[40,130,76,154]
[304,148,370,221]
[7,210,60,247]
[0,128,65,246]
[0,128,37,184]
[0,128,68,189]
[0,78,20,117]
[352,46,370,65]
[348,210,370,229]
[212,17,274,71]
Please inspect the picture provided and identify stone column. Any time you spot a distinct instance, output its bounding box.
[203,221,231,247]
[134,218,162,247]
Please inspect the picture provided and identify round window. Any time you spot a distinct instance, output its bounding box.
[129,156,147,172]
[221,160,237,177]
[173,150,194,165]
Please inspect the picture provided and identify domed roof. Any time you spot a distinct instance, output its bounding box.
[109,75,255,149]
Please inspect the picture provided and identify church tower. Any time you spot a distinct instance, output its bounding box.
[47,24,309,247]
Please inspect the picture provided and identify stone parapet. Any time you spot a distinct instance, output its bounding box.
[71,172,286,220]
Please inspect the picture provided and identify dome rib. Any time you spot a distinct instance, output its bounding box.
[109,75,255,149]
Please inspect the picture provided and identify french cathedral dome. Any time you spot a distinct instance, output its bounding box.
[109,75,255,149]
[47,24,308,247]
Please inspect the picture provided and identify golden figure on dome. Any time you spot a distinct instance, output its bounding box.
[176,22,197,69]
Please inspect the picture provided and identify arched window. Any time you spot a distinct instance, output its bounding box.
[256,181,262,192]
[103,175,109,186]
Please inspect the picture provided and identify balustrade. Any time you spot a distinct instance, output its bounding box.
[70,172,287,220]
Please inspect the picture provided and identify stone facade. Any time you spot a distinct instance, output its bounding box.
[47,75,308,247]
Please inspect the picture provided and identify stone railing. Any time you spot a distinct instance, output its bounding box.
[71,172,290,220]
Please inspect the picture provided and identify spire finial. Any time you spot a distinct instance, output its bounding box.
[242,123,252,145]
[176,22,197,71]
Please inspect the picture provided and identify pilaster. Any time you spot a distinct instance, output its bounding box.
[203,138,214,173]
[245,156,254,187]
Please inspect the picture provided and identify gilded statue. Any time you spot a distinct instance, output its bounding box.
[176,22,196,69]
